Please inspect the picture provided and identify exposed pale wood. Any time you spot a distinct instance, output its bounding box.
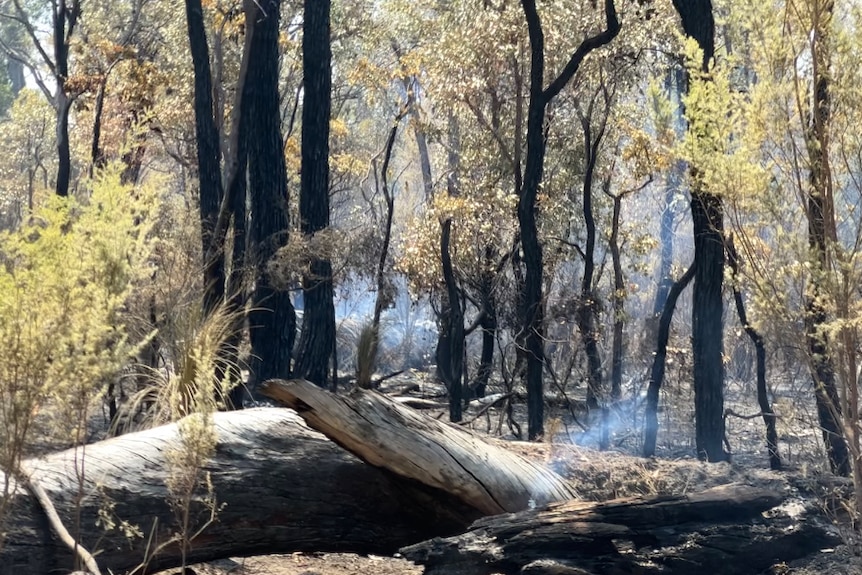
[0,408,480,575]
[261,379,577,515]
[401,483,840,575]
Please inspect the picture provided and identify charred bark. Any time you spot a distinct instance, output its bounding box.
[185,0,226,315]
[727,238,780,470]
[247,0,296,387]
[401,484,838,575]
[643,264,694,457]
[672,0,729,462]
[518,0,620,439]
[441,219,465,422]
[295,0,336,389]
[803,0,849,477]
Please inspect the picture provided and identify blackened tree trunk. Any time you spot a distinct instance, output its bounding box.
[672,0,729,462]
[52,1,79,198]
[295,0,336,389]
[643,264,694,457]
[435,114,464,392]
[185,0,226,315]
[441,219,464,422]
[247,0,296,387]
[726,238,780,470]
[518,0,620,440]
[604,178,638,401]
[575,94,609,412]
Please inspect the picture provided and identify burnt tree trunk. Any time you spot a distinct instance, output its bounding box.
[440,219,465,422]
[295,0,336,389]
[185,0,226,315]
[52,1,79,198]
[727,237,780,470]
[247,0,296,387]
[643,264,694,457]
[401,484,838,575]
[672,0,729,462]
[518,0,620,440]
[575,93,609,411]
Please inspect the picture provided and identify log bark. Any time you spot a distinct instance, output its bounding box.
[260,379,577,515]
[0,408,480,575]
[401,483,840,575]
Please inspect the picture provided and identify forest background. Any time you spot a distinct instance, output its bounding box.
[1,0,862,567]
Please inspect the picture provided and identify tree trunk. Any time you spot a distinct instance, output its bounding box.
[401,484,838,575]
[0,408,481,575]
[643,264,694,457]
[575,99,607,411]
[260,379,577,514]
[440,219,464,422]
[726,238,780,470]
[653,183,677,315]
[185,0,226,315]
[247,0,296,387]
[518,0,620,440]
[606,183,625,401]
[671,0,728,462]
[803,0,849,477]
[295,0,336,389]
[652,69,685,316]
[55,92,72,197]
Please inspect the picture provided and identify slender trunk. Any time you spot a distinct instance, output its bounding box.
[295,0,336,389]
[436,113,464,387]
[519,0,619,440]
[606,182,624,401]
[90,78,108,176]
[441,219,464,422]
[55,93,72,197]
[576,102,605,411]
[357,110,402,390]
[247,0,296,387]
[727,238,780,469]
[643,264,694,457]
[653,68,685,315]
[653,183,678,315]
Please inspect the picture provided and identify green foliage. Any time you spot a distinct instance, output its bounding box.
[0,164,155,474]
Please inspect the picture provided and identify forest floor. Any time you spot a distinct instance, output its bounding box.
[157,369,862,575]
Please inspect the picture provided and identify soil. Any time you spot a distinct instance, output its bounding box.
[155,370,862,575]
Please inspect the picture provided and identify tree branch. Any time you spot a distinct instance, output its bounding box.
[542,0,620,103]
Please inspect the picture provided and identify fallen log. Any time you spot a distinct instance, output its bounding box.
[260,379,577,514]
[0,408,481,575]
[401,483,841,575]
